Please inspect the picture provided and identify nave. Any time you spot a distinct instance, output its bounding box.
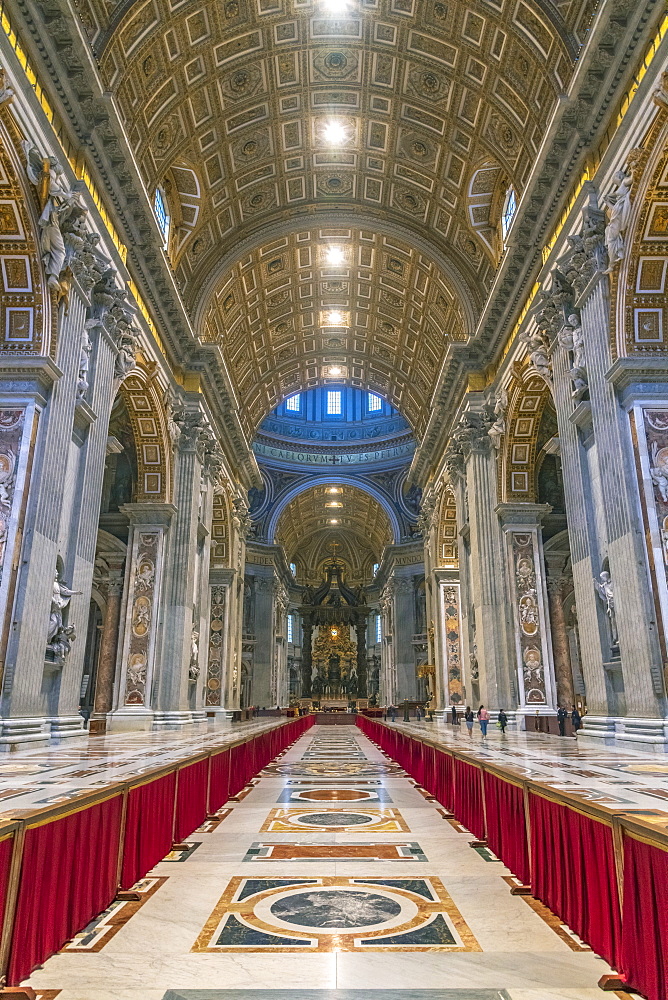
[26,726,625,1000]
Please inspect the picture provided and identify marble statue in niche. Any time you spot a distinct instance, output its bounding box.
[558,313,588,400]
[594,570,619,650]
[46,571,80,667]
[519,328,552,385]
[189,628,200,680]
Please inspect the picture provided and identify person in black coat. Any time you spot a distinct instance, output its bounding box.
[557,705,569,737]
[451,705,458,726]
[571,706,582,733]
[498,709,508,734]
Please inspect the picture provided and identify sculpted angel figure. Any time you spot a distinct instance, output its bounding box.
[520,328,552,384]
[23,141,86,295]
[603,169,633,273]
[47,572,81,645]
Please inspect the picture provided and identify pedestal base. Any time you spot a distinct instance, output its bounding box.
[206,709,236,728]
[0,716,51,751]
[107,707,155,732]
[152,710,207,731]
[46,715,85,741]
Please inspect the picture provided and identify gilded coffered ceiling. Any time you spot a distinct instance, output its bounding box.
[74,0,585,435]
[275,482,392,574]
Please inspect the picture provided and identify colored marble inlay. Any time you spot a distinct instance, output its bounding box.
[260,807,410,833]
[243,843,427,862]
[193,877,480,953]
[277,786,392,803]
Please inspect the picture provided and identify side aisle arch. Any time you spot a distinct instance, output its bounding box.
[500,365,553,502]
[118,368,172,503]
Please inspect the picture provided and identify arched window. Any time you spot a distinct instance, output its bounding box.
[368,392,382,412]
[286,394,301,412]
[501,187,517,242]
[375,614,382,644]
[154,187,170,246]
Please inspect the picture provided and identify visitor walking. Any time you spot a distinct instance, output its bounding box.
[451,705,458,726]
[571,705,582,733]
[498,709,508,734]
[478,705,490,738]
[557,705,569,736]
[464,706,474,738]
[389,704,397,722]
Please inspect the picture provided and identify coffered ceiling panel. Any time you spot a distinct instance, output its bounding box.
[76,0,580,436]
[275,482,392,572]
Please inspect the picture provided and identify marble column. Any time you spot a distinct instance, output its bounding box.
[251,573,275,709]
[435,570,463,716]
[356,612,368,699]
[89,566,124,734]
[301,612,313,698]
[393,575,417,702]
[579,267,665,738]
[0,284,119,747]
[108,503,175,731]
[497,503,557,723]
[205,568,235,725]
[152,408,207,729]
[549,315,613,726]
[455,410,516,713]
[546,575,576,710]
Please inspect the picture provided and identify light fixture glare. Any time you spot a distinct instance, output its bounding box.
[325,245,345,266]
[322,119,348,146]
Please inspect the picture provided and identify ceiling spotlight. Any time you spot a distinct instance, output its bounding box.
[322,120,348,146]
[326,502,343,508]
[325,245,345,266]
[328,518,340,524]
[327,487,343,494]
[323,0,350,12]
[329,365,343,377]
[327,310,343,325]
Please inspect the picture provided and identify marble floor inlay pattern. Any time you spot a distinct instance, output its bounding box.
[25,724,633,998]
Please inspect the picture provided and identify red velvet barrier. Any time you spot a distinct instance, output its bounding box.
[229,741,253,796]
[453,759,485,840]
[483,772,530,885]
[209,748,231,812]
[175,758,210,842]
[121,770,177,889]
[529,793,622,970]
[621,835,668,1000]
[8,794,123,985]
[0,832,14,940]
[421,743,436,796]
[433,748,454,811]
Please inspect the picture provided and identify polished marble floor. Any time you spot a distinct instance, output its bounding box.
[26,725,632,1000]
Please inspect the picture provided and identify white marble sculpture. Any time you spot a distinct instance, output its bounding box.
[603,169,633,273]
[594,570,619,647]
[488,387,508,450]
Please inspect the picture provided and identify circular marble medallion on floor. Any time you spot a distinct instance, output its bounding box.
[266,889,405,931]
[294,811,374,827]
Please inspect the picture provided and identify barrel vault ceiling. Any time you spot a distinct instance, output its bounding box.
[275,483,393,575]
[73,0,586,438]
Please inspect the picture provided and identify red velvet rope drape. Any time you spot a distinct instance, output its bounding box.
[8,795,123,985]
[453,759,485,841]
[621,834,668,1000]
[529,793,622,969]
[174,759,210,843]
[0,833,13,935]
[483,773,530,885]
[208,748,231,813]
[121,771,178,890]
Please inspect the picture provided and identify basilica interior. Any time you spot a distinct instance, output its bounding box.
[0,0,667,997]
